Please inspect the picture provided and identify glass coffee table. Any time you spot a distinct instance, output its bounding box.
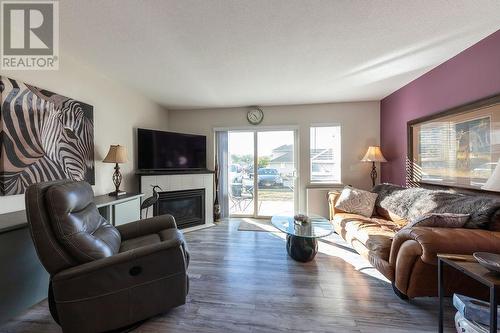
[271,215,333,262]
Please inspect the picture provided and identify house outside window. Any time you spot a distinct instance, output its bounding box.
[310,125,341,184]
[268,144,295,179]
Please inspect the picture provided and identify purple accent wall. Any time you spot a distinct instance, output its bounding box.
[380,30,500,186]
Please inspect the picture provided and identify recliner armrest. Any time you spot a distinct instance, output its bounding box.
[390,227,500,266]
[116,214,177,241]
[53,233,184,282]
[52,231,188,302]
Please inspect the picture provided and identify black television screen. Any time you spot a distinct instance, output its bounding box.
[138,129,207,171]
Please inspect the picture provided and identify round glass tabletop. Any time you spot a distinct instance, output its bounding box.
[271,215,333,239]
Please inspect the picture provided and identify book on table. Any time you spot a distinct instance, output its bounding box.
[453,293,500,327]
[455,312,498,333]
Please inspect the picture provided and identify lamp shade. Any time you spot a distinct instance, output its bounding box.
[482,158,500,191]
[103,145,128,164]
[361,146,387,163]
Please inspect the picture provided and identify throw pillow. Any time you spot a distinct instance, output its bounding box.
[405,213,470,229]
[334,186,378,217]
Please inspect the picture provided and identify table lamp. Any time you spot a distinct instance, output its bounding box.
[103,145,128,196]
[482,158,500,192]
[361,146,387,187]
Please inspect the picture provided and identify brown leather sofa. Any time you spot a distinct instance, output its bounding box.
[328,185,500,299]
[25,180,190,333]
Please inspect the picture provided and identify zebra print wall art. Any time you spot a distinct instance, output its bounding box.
[0,76,95,195]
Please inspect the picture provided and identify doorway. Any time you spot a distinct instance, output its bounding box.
[226,129,297,218]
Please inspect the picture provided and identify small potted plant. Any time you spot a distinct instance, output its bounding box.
[294,213,310,225]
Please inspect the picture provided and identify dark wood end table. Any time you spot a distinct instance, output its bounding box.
[438,254,500,333]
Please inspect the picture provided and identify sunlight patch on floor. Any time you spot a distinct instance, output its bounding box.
[318,239,390,283]
[237,218,390,283]
[240,218,281,233]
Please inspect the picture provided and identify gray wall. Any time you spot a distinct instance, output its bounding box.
[0,227,49,324]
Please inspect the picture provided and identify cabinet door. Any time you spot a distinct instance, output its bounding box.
[113,198,140,226]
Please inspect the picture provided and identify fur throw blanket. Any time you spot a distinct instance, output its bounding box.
[372,184,500,229]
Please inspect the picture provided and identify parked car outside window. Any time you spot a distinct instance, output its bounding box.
[257,168,283,188]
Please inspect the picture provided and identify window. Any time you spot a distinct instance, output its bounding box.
[310,125,341,183]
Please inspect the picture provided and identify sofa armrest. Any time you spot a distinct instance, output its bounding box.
[390,227,500,266]
[327,191,341,220]
[116,214,177,241]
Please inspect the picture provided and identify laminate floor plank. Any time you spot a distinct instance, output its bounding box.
[0,219,457,333]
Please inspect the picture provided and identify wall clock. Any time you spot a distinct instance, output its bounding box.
[247,107,264,125]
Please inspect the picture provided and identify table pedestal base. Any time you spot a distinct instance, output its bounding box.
[286,235,318,262]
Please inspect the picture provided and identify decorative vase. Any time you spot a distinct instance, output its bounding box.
[214,203,221,222]
[213,163,221,223]
[294,213,310,225]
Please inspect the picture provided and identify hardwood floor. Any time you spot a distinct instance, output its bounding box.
[0,218,457,333]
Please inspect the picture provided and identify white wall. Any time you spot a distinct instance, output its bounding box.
[168,102,380,212]
[0,53,169,214]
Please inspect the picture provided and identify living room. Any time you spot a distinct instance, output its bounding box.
[0,1,499,333]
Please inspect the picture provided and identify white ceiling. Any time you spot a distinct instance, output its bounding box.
[61,0,500,109]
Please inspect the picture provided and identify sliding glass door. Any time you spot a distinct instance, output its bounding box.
[227,129,297,218]
[256,131,296,216]
[228,131,255,215]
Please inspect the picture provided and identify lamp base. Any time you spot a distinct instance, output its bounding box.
[108,190,126,197]
[109,163,124,197]
[370,161,377,188]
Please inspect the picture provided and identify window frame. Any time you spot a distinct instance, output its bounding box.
[309,124,342,185]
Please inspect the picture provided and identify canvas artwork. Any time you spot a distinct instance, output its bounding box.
[455,117,491,172]
[408,95,500,190]
[0,76,95,195]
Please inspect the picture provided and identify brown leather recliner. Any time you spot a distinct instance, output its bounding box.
[25,180,190,333]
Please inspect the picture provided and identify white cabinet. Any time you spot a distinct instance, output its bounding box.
[113,199,141,226]
[95,193,144,226]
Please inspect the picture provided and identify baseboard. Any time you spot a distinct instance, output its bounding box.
[180,223,215,233]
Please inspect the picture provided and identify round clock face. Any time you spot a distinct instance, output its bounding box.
[247,108,264,125]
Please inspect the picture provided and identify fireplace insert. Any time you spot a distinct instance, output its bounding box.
[154,189,205,229]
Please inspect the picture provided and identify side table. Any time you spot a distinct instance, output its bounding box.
[438,254,500,333]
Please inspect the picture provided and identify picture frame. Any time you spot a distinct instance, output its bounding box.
[0,76,95,195]
[407,93,500,192]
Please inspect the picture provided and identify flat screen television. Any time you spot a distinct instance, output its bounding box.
[137,128,207,171]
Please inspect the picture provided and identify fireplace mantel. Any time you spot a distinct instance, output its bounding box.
[139,173,214,231]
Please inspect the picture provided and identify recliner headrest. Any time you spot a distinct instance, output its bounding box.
[46,181,121,263]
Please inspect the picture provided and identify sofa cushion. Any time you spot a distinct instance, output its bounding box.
[335,186,378,217]
[46,182,121,263]
[375,206,409,229]
[372,184,500,229]
[333,213,399,260]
